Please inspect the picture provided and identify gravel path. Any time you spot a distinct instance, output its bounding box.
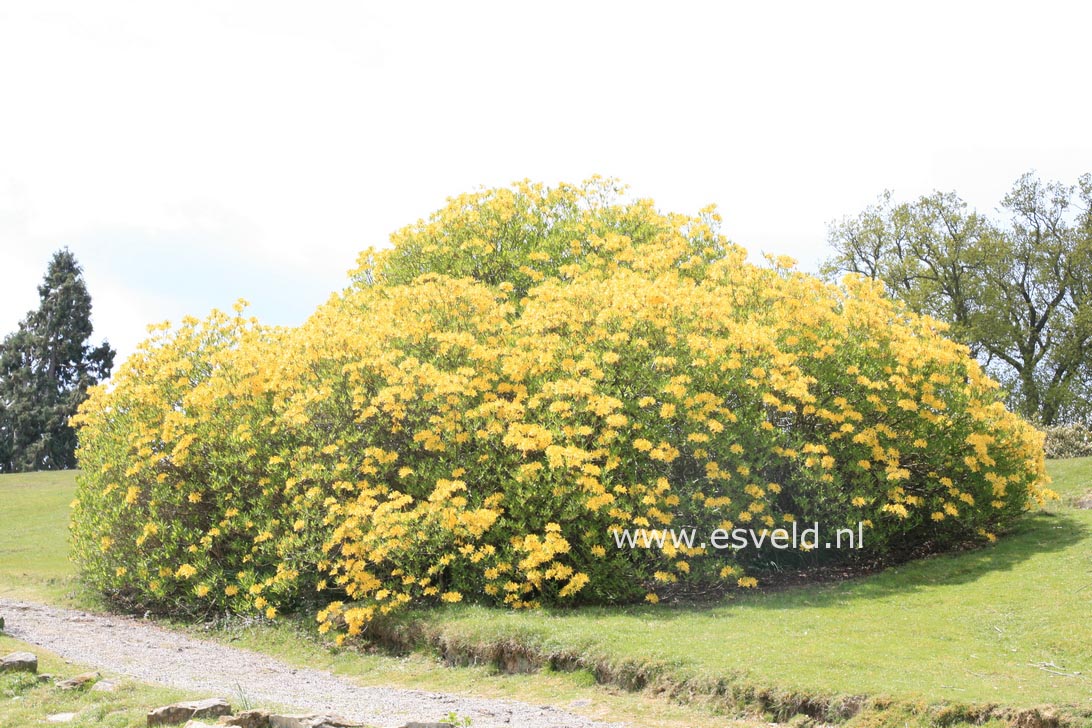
[0,598,622,728]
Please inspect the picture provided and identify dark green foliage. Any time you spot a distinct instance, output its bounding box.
[0,249,114,472]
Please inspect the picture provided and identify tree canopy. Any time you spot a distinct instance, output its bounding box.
[0,249,115,472]
[824,172,1092,426]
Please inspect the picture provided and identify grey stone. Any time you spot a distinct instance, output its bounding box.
[0,651,37,673]
[91,678,120,692]
[148,698,232,726]
[46,713,78,723]
[269,716,363,728]
[224,710,270,728]
[268,717,311,728]
[56,671,100,690]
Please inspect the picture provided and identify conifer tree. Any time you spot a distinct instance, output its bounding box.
[0,249,115,472]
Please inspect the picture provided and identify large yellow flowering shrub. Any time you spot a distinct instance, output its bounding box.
[71,178,1052,634]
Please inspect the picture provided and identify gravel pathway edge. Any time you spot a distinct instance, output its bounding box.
[0,598,623,728]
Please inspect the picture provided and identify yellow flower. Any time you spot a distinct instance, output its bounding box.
[558,572,589,597]
[67,176,1054,639]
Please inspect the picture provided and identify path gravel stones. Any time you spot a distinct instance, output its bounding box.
[0,599,621,728]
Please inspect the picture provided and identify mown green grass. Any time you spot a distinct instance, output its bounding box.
[0,470,86,603]
[1,461,1091,726]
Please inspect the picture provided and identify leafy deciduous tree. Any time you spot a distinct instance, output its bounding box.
[824,173,1092,426]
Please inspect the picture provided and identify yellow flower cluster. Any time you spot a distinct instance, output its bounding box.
[70,178,1051,633]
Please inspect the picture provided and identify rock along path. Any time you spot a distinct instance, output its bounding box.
[0,598,621,728]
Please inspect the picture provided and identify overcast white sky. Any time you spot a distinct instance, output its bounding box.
[2,0,1090,364]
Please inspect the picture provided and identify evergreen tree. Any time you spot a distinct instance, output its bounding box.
[0,249,115,472]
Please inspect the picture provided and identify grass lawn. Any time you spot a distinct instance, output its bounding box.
[1,462,1091,726]
[0,470,86,603]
